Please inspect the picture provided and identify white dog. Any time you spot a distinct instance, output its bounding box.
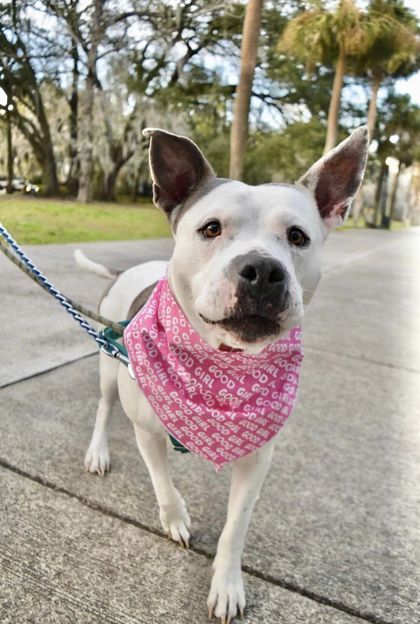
[76,126,368,623]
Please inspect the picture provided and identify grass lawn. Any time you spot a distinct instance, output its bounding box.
[0,195,171,244]
[338,216,409,231]
[0,195,408,245]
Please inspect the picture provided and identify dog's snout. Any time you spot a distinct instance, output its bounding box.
[236,254,287,296]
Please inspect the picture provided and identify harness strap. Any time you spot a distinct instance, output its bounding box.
[99,324,130,358]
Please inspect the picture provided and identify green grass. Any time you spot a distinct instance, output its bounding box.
[0,196,171,244]
[339,216,409,232]
[1,195,408,245]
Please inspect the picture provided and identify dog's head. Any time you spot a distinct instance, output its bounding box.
[143,126,368,352]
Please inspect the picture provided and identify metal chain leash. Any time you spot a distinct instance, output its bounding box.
[0,223,130,367]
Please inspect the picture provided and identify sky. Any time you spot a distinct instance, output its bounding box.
[395,74,419,105]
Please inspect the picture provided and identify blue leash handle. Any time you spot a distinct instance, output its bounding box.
[0,223,130,367]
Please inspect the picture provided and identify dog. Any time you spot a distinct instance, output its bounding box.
[75,126,368,623]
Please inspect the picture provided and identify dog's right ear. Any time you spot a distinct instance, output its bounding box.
[142,128,215,219]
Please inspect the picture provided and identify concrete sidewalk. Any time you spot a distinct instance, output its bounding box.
[1,229,419,623]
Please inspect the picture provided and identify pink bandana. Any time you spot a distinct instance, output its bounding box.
[124,277,303,470]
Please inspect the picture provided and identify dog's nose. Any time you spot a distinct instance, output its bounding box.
[236,253,288,299]
[239,259,285,286]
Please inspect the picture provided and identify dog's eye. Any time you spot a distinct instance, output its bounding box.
[201,220,222,239]
[287,227,309,248]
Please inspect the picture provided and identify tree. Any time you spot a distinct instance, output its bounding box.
[374,93,420,226]
[94,81,142,201]
[229,0,264,180]
[0,1,60,195]
[350,0,418,221]
[243,118,326,184]
[279,1,418,154]
[76,0,103,202]
[59,0,232,201]
[278,0,374,152]
[57,0,81,196]
[39,0,153,201]
[357,0,419,140]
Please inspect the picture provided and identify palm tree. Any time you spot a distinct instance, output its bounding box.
[352,1,418,223]
[374,93,420,227]
[357,0,419,140]
[229,0,264,180]
[279,0,371,153]
[279,1,419,154]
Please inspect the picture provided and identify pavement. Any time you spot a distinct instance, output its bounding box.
[0,229,419,624]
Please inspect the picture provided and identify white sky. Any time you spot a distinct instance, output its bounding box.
[395,74,419,104]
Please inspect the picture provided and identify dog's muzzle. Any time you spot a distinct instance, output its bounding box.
[201,252,290,342]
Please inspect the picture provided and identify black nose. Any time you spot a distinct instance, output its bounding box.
[236,252,288,301]
[239,260,285,286]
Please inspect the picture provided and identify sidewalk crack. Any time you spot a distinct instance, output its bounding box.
[0,352,97,390]
[0,458,396,624]
[304,345,420,375]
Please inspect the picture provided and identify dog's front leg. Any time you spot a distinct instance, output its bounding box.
[85,354,119,475]
[208,440,275,623]
[118,366,191,547]
[132,421,191,547]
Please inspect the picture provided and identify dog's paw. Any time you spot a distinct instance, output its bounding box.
[159,490,191,548]
[84,442,110,476]
[207,560,246,623]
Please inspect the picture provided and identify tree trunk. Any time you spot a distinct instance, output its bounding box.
[95,85,137,202]
[77,69,95,202]
[43,144,60,196]
[34,89,60,195]
[229,0,264,180]
[373,160,387,226]
[100,151,134,202]
[351,74,381,219]
[12,111,59,195]
[101,169,118,202]
[6,105,13,194]
[388,161,401,227]
[367,73,381,140]
[323,50,346,154]
[67,35,80,196]
[40,135,59,197]
[77,0,103,203]
[131,167,141,201]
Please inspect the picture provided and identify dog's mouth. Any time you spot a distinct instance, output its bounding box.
[200,313,281,343]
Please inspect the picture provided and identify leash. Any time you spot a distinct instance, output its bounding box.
[0,223,189,454]
[0,223,129,367]
[0,237,125,336]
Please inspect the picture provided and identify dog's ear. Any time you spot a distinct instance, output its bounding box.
[297,126,369,230]
[142,128,215,218]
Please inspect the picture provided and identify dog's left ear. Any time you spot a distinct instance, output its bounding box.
[142,128,215,219]
[297,126,369,230]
